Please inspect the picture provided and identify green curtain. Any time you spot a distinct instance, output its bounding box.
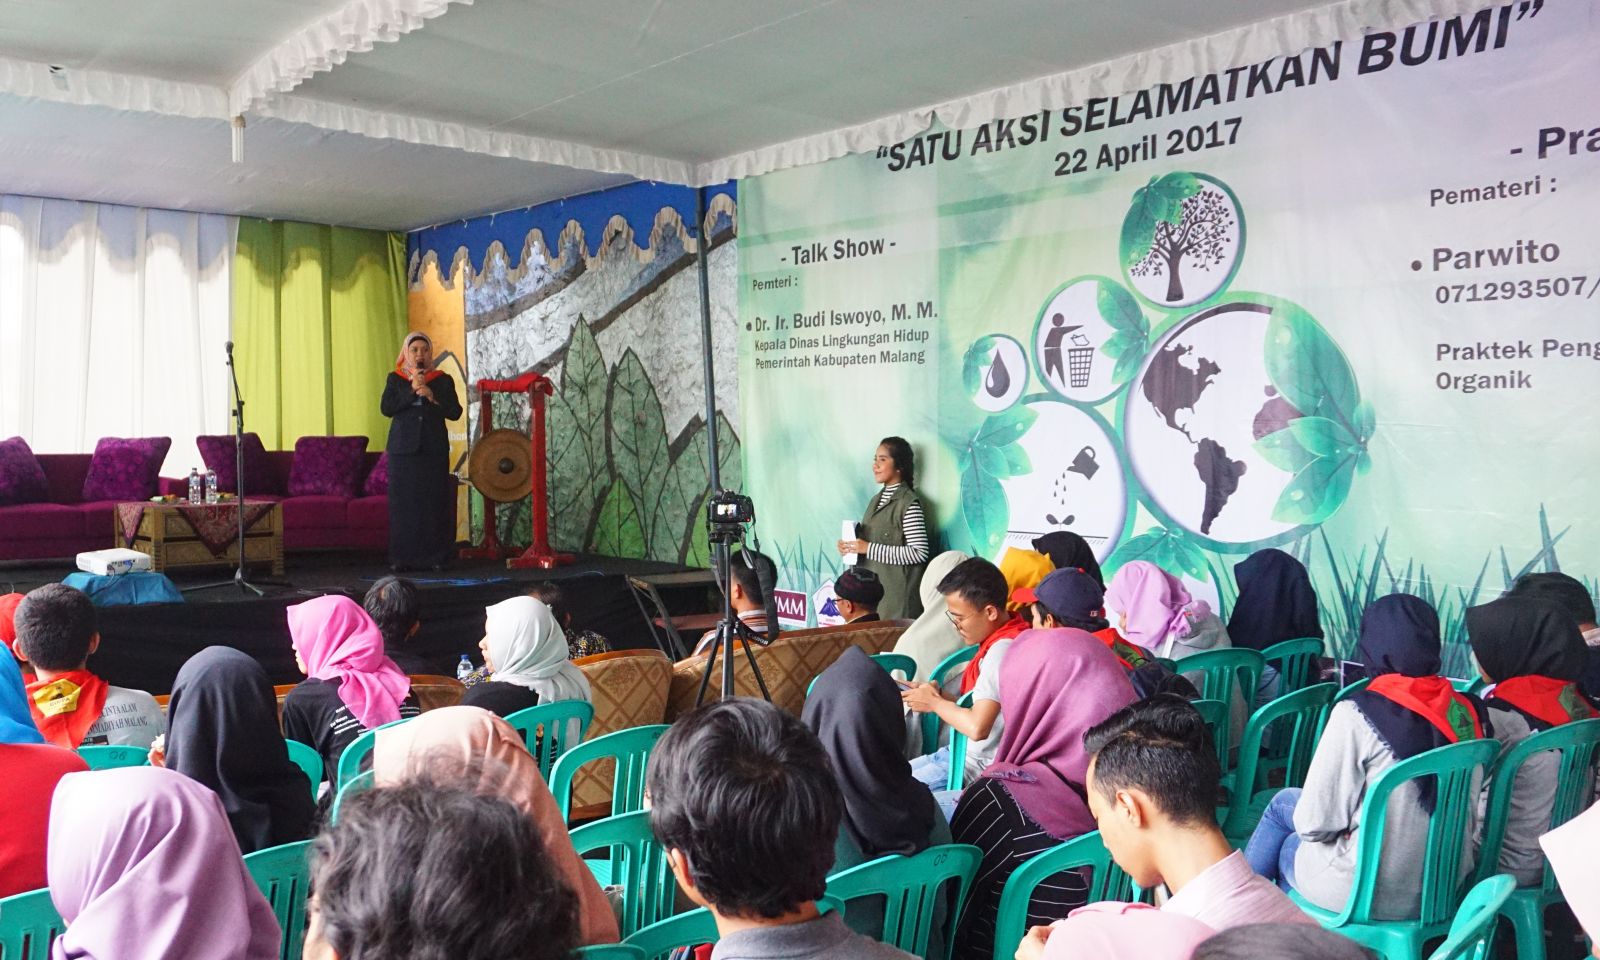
[234,218,407,451]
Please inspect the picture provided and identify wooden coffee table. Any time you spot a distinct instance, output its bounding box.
[117,500,284,575]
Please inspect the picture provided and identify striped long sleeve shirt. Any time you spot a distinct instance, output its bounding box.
[865,484,931,566]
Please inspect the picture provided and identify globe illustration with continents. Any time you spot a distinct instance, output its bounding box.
[1123,297,1368,548]
[998,400,1127,561]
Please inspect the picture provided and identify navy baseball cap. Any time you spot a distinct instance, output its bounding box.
[1034,567,1105,621]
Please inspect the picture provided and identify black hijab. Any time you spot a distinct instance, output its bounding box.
[802,647,937,858]
[1031,532,1102,588]
[166,646,317,854]
[1509,573,1600,699]
[1467,596,1588,685]
[1227,548,1322,651]
[1350,595,1482,809]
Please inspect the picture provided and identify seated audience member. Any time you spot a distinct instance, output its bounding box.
[831,567,884,624]
[527,581,613,659]
[1,592,28,676]
[1244,594,1486,919]
[1226,548,1323,653]
[363,575,430,675]
[14,584,163,749]
[1084,695,1311,928]
[48,766,280,960]
[1030,531,1103,587]
[1192,923,1378,960]
[0,651,86,898]
[1509,571,1600,700]
[999,546,1054,621]
[460,597,592,734]
[1468,595,1596,885]
[1025,567,1154,669]
[647,697,916,960]
[695,549,776,656]
[305,781,579,960]
[892,550,968,681]
[282,594,420,777]
[902,558,1027,812]
[1104,561,1231,662]
[154,646,316,854]
[949,631,1137,960]
[1015,903,1214,960]
[372,705,618,945]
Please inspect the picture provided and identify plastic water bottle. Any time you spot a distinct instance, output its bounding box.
[204,470,219,504]
[456,655,474,683]
[187,468,202,504]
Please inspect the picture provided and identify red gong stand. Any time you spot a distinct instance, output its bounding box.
[459,371,574,569]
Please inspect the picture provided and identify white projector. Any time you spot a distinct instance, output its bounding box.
[75,548,153,576]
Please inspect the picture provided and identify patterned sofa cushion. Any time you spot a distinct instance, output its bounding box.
[667,620,910,721]
[572,650,673,819]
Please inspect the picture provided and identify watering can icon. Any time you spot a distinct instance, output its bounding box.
[1067,445,1099,481]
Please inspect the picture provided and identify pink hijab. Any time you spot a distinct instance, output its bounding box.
[982,629,1137,839]
[373,706,620,945]
[1104,561,1211,654]
[48,766,281,960]
[287,595,410,729]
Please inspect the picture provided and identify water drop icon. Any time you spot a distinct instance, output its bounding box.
[984,349,1011,398]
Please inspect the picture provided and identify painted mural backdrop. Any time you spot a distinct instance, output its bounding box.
[737,2,1600,671]
[411,201,740,566]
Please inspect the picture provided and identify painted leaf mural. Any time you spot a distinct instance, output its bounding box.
[605,349,672,557]
[547,318,611,551]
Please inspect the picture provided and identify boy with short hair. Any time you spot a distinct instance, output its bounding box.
[1017,695,1309,959]
[695,549,776,656]
[647,698,914,960]
[363,575,428,675]
[901,557,1027,814]
[12,584,163,749]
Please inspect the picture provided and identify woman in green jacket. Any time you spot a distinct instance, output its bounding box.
[838,436,930,619]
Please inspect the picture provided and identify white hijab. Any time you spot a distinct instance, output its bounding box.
[892,550,969,682]
[484,597,592,706]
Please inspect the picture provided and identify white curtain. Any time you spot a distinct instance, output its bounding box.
[0,195,236,477]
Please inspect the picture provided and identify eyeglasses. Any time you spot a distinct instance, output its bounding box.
[945,609,968,626]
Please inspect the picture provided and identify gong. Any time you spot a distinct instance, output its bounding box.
[468,428,533,503]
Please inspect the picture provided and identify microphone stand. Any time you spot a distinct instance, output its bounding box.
[184,342,272,595]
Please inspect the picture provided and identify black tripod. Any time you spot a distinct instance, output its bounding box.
[695,534,773,704]
[184,341,272,596]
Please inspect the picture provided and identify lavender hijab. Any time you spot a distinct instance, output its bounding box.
[1104,561,1211,656]
[48,766,280,960]
[982,629,1138,839]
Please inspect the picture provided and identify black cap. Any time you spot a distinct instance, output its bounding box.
[834,567,884,607]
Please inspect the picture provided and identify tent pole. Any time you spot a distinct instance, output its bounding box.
[695,186,721,493]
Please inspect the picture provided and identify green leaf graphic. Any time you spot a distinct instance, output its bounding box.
[1354,400,1376,440]
[1286,416,1355,458]
[975,443,1008,480]
[1264,303,1359,426]
[960,455,1009,553]
[1100,330,1137,361]
[1001,443,1031,477]
[1096,282,1148,336]
[1119,173,1201,268]
[607,349,672,558]
[1271,454,1358,526]
[962,338,994,398]
[1254,427,1317,474]
[547,319,611,551]
[593,477,646,557]
[974,407,1036,448]
[655,419,709,565]
[1111,348,1145,386]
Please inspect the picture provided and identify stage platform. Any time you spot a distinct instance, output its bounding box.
[0,552,716,694]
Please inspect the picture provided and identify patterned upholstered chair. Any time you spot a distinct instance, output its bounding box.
[666,619,910,720]
[408,674,466,713]
[571,649,674,820]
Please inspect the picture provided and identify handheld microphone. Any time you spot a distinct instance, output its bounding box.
[225,340,234,353]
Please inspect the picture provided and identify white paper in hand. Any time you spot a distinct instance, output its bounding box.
[842,520,860,566]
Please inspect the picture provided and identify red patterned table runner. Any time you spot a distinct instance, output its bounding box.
[118,501,276,556]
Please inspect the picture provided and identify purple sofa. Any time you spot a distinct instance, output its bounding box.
[0,450,415,562]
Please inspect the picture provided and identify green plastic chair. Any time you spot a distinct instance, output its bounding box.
[920,646,979,753]
[0,887,64,960]
[1289,738,1500,960]
[568,811,679,938]
[284,739,323,796]
[1335,676,1373,704]
[1178,648,1265,710]
[76,744,148,770]
[1426,874,1515,960]
[624,906,718,960]
[244,840,313,960]
[330,769,376,822]
[574,946,647,960]
[550,724,671,822]
[1260,637,1323,694]
[992,832,1135,960]
[1220,683,1336,845]
[334,717,411,789]
[825,843,981,960]
[806,652,924,697]
[503,700,595,779]
[945,692,976,792]
[1472,717,1600,960]
[1191,698,1230,772]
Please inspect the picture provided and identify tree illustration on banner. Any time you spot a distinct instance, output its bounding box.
[1122,173,1242,307]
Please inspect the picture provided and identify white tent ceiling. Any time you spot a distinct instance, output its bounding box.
[0,0,1461,231]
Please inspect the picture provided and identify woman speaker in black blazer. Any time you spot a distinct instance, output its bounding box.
[381,332,462,570]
